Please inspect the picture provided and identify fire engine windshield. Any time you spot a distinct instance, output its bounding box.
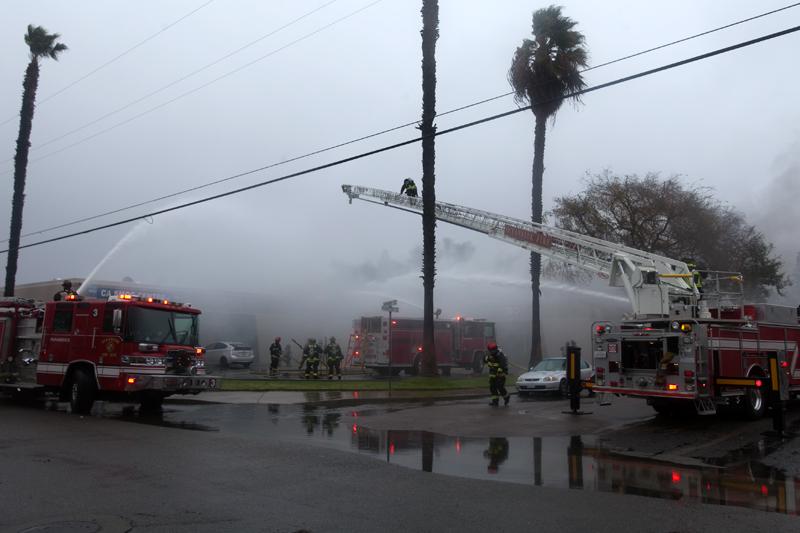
[126,307,198,346]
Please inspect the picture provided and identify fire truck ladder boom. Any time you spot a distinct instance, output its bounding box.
[341,185,698,318]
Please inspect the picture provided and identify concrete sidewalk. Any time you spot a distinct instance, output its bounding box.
[167,388,487,405]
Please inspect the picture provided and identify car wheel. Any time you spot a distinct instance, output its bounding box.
[220,357,229,369]
[558,379,569,398]
[69,368,96,415]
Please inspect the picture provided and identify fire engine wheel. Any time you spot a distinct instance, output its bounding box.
[740,386,767,420]
[69,369,96,415]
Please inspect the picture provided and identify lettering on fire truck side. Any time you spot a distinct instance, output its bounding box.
[100,338,119,359]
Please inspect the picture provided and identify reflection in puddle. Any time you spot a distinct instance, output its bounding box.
[339,428,800,515]
[17,396,798,516]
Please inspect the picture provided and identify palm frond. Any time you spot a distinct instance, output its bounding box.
[508,5,588,117]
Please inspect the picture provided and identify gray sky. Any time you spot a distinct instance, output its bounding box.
[2,1,799,354]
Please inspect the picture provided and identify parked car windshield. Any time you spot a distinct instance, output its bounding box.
[532,358,566,372]
[126,307,198,345]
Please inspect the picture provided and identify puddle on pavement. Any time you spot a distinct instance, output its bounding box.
[11,397,800,515]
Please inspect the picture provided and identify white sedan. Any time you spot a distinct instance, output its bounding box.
[515,357,593,397]
[204,341,255,369]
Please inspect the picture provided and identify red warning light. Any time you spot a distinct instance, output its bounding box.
[755,379,763,388]
[455,438,462,454]
[761,484,768,496]
[352,424,358,434]
[780,361,789,368]
[671,471,681,484]
[389,443,395,455]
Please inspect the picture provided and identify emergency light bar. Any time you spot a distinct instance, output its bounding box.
[107,294,189,307]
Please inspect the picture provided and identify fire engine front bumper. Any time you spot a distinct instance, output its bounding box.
[123,373,219,394]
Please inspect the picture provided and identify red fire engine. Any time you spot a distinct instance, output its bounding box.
[0,294,217,414]
[349,315,495,375]
[341,185,800,416]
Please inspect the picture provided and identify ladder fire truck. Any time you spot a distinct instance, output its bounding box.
[0,294,217,414]
[342,185,799,417]
[349,315,495,375]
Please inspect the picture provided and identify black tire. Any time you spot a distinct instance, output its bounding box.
[559,379,569,398]
[140,392,165,413]
[69,368,96,415]
[220,357,229,369]
[740,385,767,420]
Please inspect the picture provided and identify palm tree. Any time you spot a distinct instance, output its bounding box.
[508,6,587,367]
[419,0,439,376]
[4,25,67,297]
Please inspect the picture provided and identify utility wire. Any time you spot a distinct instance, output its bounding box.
[2,24,798,256]
[0,0,374,167]
[18,0,340,155]
[7,0,800,242]
[0,0,216,128]
[5,0,796,168]
[6,2,799,244]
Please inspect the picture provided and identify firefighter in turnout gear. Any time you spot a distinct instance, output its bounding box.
[484,342,510,406]
[53,279,80,301]
[269,337,282,377]
[684,258,703,293]
[300,338,322,379]
[324,337,344,380]
[400,178,418,197]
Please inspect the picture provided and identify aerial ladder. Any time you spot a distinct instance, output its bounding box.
[341,185,703,320]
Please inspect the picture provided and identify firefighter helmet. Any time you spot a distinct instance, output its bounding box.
[62,279,73,290]
[487,342,498,351]
[330,336,336,343]
[275,337,281,342]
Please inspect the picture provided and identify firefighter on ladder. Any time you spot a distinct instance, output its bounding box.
[300,338,322,379]
[484,342,510,406]
[269,337,282,377]
[401,178,418,197]
[324,337,343,380]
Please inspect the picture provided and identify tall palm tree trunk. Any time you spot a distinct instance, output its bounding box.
[420,0,439,376]
[4,59,39,297]
[529,112,546,367]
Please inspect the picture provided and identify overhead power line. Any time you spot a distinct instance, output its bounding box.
[0,0,216,128]
[0,0,376,168]
[2,24,798,256]
[7,2,800,244]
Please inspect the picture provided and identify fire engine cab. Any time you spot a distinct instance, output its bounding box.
[341,185,800,417]
[0,294,217,414]
[350,315,495,375]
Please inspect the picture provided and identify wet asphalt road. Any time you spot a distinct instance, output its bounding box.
[1,394,800,532]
